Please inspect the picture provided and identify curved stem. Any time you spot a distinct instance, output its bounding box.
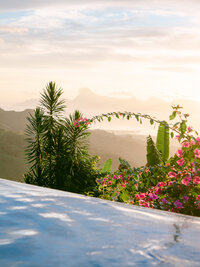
[90,111,190,139]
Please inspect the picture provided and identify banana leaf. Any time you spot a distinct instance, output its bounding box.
[146,135,162,166]
[156,121,169,162]
[102,158,112,173]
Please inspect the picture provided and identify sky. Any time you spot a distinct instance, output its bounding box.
[1,0,200,108]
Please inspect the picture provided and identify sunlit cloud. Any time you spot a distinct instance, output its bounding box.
[1,0,200,105]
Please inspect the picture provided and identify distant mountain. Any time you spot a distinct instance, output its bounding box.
[7,88,200,132]
[0,125,179,182]
[0,89,194,181]
[71,88,169,113]
[88,129,178,170]
[0,108,33,133]
[0,128,27,181]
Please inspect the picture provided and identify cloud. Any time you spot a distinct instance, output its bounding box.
[1,0,200,12]
[0,26,28,33]
[1,0,200,104]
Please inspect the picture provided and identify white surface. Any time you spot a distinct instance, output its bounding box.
[0,178,200,266]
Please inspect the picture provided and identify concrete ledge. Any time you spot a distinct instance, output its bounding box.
[0,178,200,266]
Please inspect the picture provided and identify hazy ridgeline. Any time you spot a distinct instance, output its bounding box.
[0,88,197,182]
[0,106,179,181]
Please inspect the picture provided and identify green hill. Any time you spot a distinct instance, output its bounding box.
[0,108,179,182]
[0,129,27,181]
[0,108,33,133]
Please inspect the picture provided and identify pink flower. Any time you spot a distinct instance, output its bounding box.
[190,140,196,146]
[176,149,184,158]
[135,194,140,200]
[196,195,200,201]
[168,172,178,179]
[187,126,193,132]
[171,208,177,213]
[140,193,146,199]
[139,200,145,206]
[73,117,91,128]
[177,158,185,166]
[183,195,189,201]
[193,176,200,184]
[113,175,117,179]
[194,149,200,159]
[144,202,150,208]
[196,137,200,144]
[168,181,173,186]
[181,175,191,186]
[175,135,180,141]
[120,183,126,188]
[182,141,190,148]
[155,188,162,194]
[166,162,170,167]
[157,182,164,187]
[174,200,183,209]
[108,181,112,185]
[148,193,158,201]
[162,198,169,204]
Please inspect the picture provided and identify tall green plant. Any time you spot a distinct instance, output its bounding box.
[146,121,169,166]
[156,121,169,162]
[146,135,162,166]
[63,110,99,193]
[24,107,46,185]
[102,159,112,173]
[40,81,66,185]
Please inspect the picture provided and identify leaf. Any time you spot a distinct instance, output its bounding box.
[156,121,169,162]
[150,119,154,125]
[102,159,112,173]
[118,157,131,170]
[169,111,176,120]
[146,135,162,166]
[179,121,187,134]
[171,132,174,138]
[121,190,129,203]
[135,115,139,121]
[108,116,111,122]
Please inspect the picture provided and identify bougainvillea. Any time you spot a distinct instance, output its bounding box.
[95,106,200,217]
[73,117,91,128]
[73,106,200,216]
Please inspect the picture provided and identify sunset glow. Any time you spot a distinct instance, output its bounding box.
[1,1,200,107]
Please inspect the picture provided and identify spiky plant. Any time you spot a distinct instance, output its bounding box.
[40,81,66,185]
[24,107,46,185]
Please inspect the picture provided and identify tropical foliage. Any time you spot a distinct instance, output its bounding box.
[24,82,200,217]
[24,82,101,194]
[94,106,200,216]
